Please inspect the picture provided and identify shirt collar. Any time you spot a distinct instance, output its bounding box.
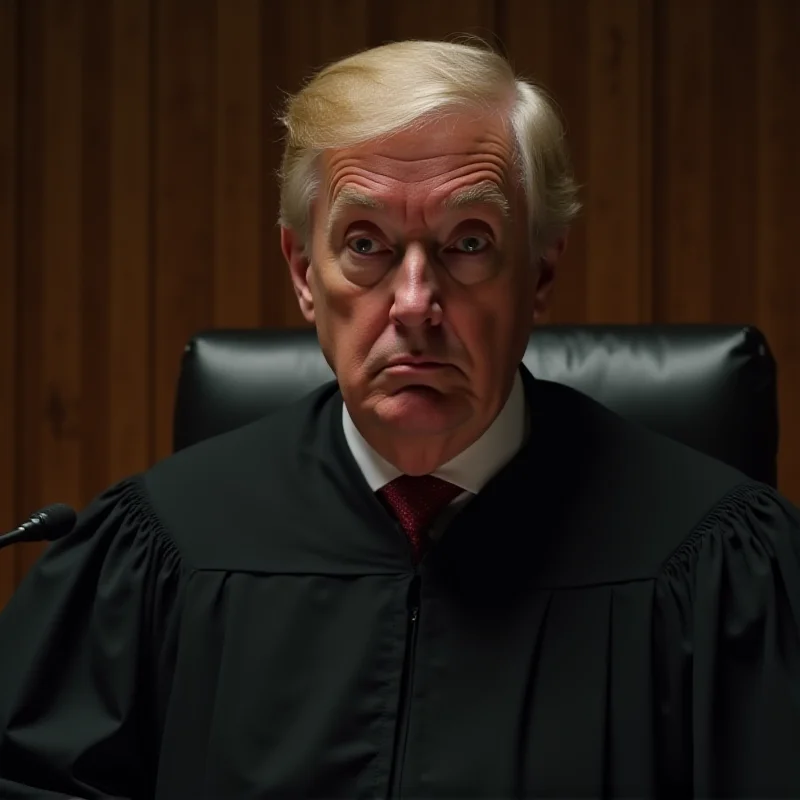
[342,370,527,495]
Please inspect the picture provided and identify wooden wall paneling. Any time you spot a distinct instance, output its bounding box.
[37,0,85,560]
[0,0,19,606]
[710,0,758,324]
[262,0,373,329]
[637,0,653,322]
[370,0,495,43]
[153,0,215,461]
[585,0,652,322]
[502,0,555,88]
[757,0,800,502]
[260,1,308,328]
[16,0,45,583]
[17,0,85,578]
[214,0,262,328]
[507,0,590,323]
[503,0,561,326]
[507,0,652,324]
[3,0,799,605]
[652,0,713,322]
[299,0,370,325]
[311,0,370,67]
[107,0,153,483]
[81,0,111,502]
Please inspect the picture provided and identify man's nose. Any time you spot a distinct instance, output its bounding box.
[389,244,443,329]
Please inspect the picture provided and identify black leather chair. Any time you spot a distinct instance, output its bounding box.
[173,325,779,486]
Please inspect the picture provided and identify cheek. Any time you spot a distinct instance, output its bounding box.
[446,279,532,372]
[310,226,388,358]
[335,310,393,396]
[342,307,386,361]
[445,300,500,364]
[314,273,388,372]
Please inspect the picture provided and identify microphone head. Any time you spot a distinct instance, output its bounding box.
[31,503,77,541]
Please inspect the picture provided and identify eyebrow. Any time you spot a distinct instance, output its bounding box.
[325,180,510,239]
[443,181,511,218]
[326,187,385,238]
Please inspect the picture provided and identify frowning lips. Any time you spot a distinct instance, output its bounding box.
[383,355,450,368]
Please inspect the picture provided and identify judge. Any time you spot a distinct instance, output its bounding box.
[1,39,800,799]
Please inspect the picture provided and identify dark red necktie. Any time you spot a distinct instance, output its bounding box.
[378,475,463,563]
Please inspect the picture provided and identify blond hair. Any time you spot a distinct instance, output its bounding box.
[278,39,580,252]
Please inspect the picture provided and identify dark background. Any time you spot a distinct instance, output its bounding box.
[1,0,798,604]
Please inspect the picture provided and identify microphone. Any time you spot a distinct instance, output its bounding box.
[0,504,77,550]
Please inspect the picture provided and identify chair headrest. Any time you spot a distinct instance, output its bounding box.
[174,325,778,486]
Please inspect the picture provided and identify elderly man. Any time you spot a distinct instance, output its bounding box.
[1,40,799,799]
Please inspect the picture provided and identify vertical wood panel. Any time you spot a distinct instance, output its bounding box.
[373,0,494,42]
[503,0,557,319]
[312,0,369,66]
[710,1,757,323]
[509,0,590,322]
[585,0,651,322]
[652,1,713,322]
[265,0,372,328]
[0,0,19,605]
[261,1,298,327]
[108,0,153,481]
[503,0,553,85]
[757,0,800,496]
[214,0,262,328]
[637,0,653,321]
[506,1,651,324]
[16,0,45,579]
[154,0,215,461]
[20,0,86,575]
[81,0,111,500]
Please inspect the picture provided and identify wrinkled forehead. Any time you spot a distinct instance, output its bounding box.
[315,113,520,225]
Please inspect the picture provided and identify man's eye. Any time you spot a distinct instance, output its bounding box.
[347,237,387,255]
[450,235,490,254]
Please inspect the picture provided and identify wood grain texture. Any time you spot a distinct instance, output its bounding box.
[585,0,652,322]
[506,0,652,324]
[4,0,800,601]
[653,0,713,322]
[20,0,86,576]
[654,0,759,325]
[0,0,19,605]
[214,0,262,328]
[16,0,47,576]
[311,0,370,67]
[263,0,373,328]
[153,0,215,462]
[503,0,553,83]
[757,0,800,494]
[370,0,494,42]
[524,0,591,323]
[260,0,296,327]
[710,0,757,324]
[107,0,153,482]
[81,0,111,501]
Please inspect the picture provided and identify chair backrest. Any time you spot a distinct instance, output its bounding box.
[173,325,779,486]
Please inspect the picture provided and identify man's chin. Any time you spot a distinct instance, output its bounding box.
[372,387,469,434]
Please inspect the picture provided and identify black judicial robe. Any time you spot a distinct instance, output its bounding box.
[1,370,800,799]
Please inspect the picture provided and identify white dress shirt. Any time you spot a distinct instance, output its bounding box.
[342,371,528,538]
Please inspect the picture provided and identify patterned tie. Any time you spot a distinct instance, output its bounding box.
[378,475,463,563]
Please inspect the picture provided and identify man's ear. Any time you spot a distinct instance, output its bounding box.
[281,226,315,324]
[533,235,567,323]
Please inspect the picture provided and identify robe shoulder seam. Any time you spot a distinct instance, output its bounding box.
[117,474,185,567]
[661,481,770,574]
